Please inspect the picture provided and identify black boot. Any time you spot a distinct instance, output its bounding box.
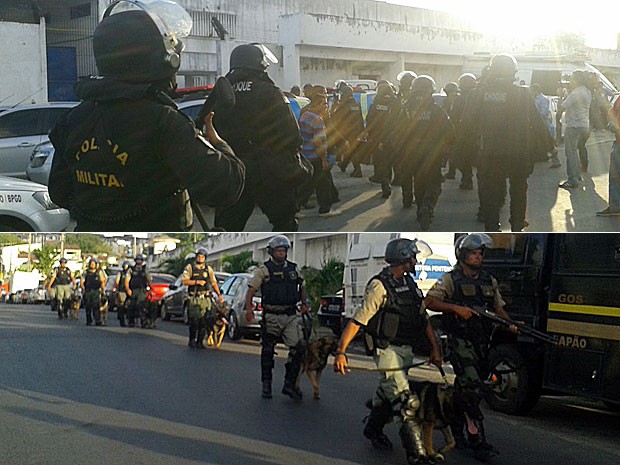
[363,400,393,450]
[468,418,499,462]
[188,326,197,348]
[262,380,272,399]
[197,328,207,349]
[400,420,430,465]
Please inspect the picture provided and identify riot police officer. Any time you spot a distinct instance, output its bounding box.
[182,248,224,348]
[366,82,399,198]
[114,261,131,327]
[400,75,455,230]
[125,254,153,328]
[332,84,366,177]
[397,71,418,104]
[334,238,442,465]
[48,0,244,231]
[80,258,107,326]
[456,54,554,231]
[213,43,309,232]
[245,235,310,400]
[425,234,518,461]
[47,257,76,319]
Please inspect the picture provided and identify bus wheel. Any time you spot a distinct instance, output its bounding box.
[485,344,540,415]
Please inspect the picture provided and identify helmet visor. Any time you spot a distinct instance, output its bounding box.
[459,233,494,252]
[412,239,433,260]
[251,43,279,68]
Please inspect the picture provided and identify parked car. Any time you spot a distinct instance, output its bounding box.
[29,285,48,304]
[0,175,70,231]
[26,140,54,185]
[219,272,262,341]
[317,288,345,336]
[0,102,77,178]
[160,271,231,324]
[146,273,176,314]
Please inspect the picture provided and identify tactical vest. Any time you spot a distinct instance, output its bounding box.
[261,260,301,307]
[443,266,496,342]
[55,267,72,285]
[129,266,148,290]
[84,270,102,291]
[118,269,129,290]
[188,264,211,294]
[366,268,425,348]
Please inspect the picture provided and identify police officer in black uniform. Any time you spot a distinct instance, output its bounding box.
[125,254,152,328]
[48,0,244,231]
[213,44,308,232]
[245,235,310,400]
[334,238,442,465]
[400,75,455,230]
[332,84,366,177]
[449,73,478,190]
[366,82,399,198]
[114,260,131,327]
[457,54,554,232]
[425,234,518,461]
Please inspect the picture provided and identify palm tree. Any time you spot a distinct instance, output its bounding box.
[221,251,258,274]
[302,258,344,312]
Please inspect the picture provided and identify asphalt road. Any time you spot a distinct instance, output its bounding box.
[1,304,619,465]
[202,131,618,232]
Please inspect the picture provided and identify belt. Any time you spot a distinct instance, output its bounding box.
[191,292,211,297]
[264,305,297,315]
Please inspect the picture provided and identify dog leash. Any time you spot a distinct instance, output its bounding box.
[346,360,429,373]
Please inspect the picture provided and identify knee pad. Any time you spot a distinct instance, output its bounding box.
[399,391,421,423]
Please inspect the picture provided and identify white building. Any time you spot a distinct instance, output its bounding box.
[1,0,618,105]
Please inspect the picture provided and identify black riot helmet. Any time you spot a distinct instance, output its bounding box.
[196,248,208,258]
[458,73,477,92]
[455,233,494,262]
[59,257,67,265]
[443,82,458,95]
[122,260,131,269]
[88,257,99,267]
[94,0,192,82]
[397,70,417,92]
[376,82,395,98]
[267,235,291,256]
[488,54,518,79]
[229,43,278,72]
[135,254,145,263]
[385,238,432,267]
[412,75,436,95]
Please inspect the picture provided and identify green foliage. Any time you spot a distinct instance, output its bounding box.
[31,245,60,277]
[302,258,344,312]
[65,234,112,255]
[167,233,207,248]
[159,246,193,277]
[221,250,258,274]
[0,234,24,246]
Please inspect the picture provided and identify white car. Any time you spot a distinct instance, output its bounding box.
[0,176,70,231]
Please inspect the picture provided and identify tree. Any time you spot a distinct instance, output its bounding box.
[0,234,24,246]
[221,251,258,274]
[31,245,59,278]
[158,247,193,277]
[301,258,344,312]
[65,234,112,255]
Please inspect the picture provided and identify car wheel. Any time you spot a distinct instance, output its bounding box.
[161,302,171,321]
[0,217,34,232]
[183,303,189,325]
[227,310,242,340]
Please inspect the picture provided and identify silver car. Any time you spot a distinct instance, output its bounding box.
[219,273,262,340]
[0,175,70,231]
[0,102,77,178]
[26,140,54,185]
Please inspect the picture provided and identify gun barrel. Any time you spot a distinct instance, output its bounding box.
[475,306,558,345]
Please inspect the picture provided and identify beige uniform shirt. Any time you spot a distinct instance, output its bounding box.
[181,263,217,288]
[426,269,506,310]
[352,276,428,326]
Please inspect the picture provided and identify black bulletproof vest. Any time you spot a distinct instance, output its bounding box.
[84,270,102,290]
[188,264,211,293]
[55,267,72,285]
[366,268,425,347]
[119,269,129,288]
[444,267,496,341]
[261,260,301,307]
[129,266,147,290]
[366,95,396,141]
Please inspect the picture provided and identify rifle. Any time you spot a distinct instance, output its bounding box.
[471,305,558,345]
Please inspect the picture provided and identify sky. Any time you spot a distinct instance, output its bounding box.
[383,0,618,49]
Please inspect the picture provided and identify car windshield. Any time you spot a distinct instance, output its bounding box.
[152,275,176,284]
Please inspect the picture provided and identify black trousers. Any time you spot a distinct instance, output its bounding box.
[215,179,298,231]
[478,164,528,232]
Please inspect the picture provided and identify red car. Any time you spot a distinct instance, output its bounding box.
[146,273,177,307]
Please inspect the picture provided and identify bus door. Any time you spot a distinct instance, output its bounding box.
[546,234,620,403]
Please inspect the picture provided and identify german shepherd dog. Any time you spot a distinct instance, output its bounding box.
[206,302,228,349]
[99,295,109,326]
[298,336,338,400]
[408,380,457,462]
[68,294,81,321]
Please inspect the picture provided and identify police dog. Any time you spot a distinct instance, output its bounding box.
[408,379,457,461]
[299,336,338,400]
[99,295,109,326]
[68,294,81,321]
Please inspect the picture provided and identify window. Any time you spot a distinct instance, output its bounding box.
[0,110,41,138]
[556,234,620,274]
[219,276,236,295]
[44,108,73,134]
[228,277,244,297]
[483,234,527,264]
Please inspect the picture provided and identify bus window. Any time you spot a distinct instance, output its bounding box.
[556,234,620,273]
[484,234,527,264]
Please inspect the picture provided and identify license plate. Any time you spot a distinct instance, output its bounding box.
[328,304,340,312]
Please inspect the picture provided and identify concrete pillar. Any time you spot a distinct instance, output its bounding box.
[387,54,406,83]
[282,43,301,91]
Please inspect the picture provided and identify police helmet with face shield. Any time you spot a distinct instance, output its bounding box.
[122,260,131,269]
[397,70,417,90]
[59,258,67,264]
[455,233,494,262]
[94,0,192,82]
[230,43,278,71]
[88,257,100,266]
[458,73,477,91]
[135,254,145,262]
[195,248,208,258]
[412,75,436,95]
[488,54,518,79]
[385,238,432,266]
[267,235,291,256]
